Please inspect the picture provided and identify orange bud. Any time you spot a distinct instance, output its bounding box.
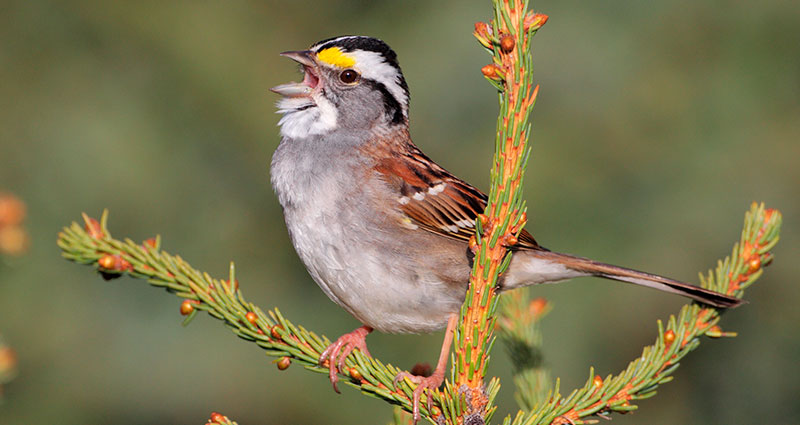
[0,347,17,374]
[477,213,490,226]
[481,64,501,79]
[271,325,283,340]
[593,375,603,389]
[474,21,491,38]
[276,356,291,370]
[143,238,157,249]
[748,256,761,273]
[97,254,133,272]
[664,330,676,346]
[245,311,258,326]
[524,12,549,31]
[0,226,29,255]
[209,412,225,424]
[473,22,493,49]
[348,367,363,381]
[500,34,515,53]
[468,236,479,252]
[505,234,518,246]
[180,299,195,316]
[0,194,25,227]
[82,214,104,239]
[98,254,116,269]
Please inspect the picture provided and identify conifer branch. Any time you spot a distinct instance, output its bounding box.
[501,203,780,425]
[497,290,552,411]
[55,202,782,424]
[57,211,438,421]
[448,0,548,421]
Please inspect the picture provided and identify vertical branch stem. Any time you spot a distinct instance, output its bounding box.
[453,0,546,419]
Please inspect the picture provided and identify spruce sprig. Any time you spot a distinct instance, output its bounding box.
[55,202,781,425]
[498,203,780,425]
[57,211,441,422]
[497,289,552,411]
[451,0,547,420]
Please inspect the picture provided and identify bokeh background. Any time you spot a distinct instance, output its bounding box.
[1,0,798,424]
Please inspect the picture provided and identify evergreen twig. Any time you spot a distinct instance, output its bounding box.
[57,211,434,420]
[497,289,552,410]
[446,0,549,421]
[54,202,782,424]
[501,203,780,425]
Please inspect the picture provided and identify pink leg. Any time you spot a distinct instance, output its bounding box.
[394,314,457,423]
[319,325,372,393]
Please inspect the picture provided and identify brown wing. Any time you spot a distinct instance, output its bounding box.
[373,143,542,250]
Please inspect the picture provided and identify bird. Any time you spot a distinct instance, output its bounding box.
[269,35,741,421]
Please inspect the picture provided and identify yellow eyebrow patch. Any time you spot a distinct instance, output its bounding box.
[316,47,356,68]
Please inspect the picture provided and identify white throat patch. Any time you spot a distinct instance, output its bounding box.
[276,94,338,139]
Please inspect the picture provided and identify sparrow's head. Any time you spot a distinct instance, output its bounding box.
[272,36,409,139]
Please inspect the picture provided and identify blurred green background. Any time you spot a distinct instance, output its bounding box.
[1,0,798,423]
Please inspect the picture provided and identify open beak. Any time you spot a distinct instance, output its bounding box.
[270,50,320,98]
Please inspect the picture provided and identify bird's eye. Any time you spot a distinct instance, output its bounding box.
[339,69,359,84]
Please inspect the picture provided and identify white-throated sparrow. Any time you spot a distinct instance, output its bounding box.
[270,36,741,420]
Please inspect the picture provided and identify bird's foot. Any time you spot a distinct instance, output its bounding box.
[319,325,372,393]
[394,368,444,423]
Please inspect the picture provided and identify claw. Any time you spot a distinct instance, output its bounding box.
[394,370,442,423]
[393,314,457,423]
[319,325,372,393]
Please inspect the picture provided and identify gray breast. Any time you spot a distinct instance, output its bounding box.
[270,134,466,333]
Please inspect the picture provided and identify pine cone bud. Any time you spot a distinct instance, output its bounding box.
[0,194,25,227]
[348,367,363,381]
[209,412,225,424]
[179,299,196,316]
[664,330,676,346]
[524,12,549,31]
[276,357,291,370]
[473,22,493,49]
[500,34,515,53]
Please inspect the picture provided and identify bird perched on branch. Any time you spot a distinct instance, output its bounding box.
[270,35,741,421]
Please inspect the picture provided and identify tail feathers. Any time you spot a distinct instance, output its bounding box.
[524,250,743,309]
